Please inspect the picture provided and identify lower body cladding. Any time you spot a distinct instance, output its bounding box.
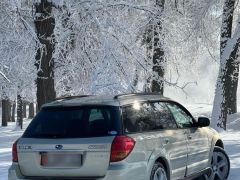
[8,162,148,180]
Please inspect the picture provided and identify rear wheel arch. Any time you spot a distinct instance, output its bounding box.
[155,157,170,180]
[215,139,224,149]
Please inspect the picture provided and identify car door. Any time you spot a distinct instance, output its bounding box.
[153,102,188,180]
[122,101,188,180]
[166,102,210,176]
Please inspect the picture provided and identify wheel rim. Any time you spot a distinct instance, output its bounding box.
[206,151,229,180]
[153,167,167,180]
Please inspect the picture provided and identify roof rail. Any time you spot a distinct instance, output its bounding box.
[55,95,93,101]
[113,92,162,99]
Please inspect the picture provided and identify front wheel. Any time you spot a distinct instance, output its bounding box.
[150,162,168,180]
[203,147,230,180]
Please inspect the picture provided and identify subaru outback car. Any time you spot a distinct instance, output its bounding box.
[8,93,230,180]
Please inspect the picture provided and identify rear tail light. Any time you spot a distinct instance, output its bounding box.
[110,136,135,162]
[12,139,19,162]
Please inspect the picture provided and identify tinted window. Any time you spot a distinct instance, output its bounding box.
[122,102,177,133]
[23,106,121,138]
[154,102,177,129]
[166,103,193,128]
[122,102,155,133]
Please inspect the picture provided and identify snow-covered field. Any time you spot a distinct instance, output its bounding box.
[0,105,240,180]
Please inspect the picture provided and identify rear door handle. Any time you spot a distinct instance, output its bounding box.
[163,138,169,144]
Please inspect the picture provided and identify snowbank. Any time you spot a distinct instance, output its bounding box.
[227,113,240,131]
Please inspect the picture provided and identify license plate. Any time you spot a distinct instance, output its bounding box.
[41,153,82,167]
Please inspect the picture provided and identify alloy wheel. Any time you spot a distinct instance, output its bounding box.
[153,167,168,180]
[205,148,230,180]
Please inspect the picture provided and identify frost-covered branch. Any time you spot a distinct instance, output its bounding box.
[0,70,10,82]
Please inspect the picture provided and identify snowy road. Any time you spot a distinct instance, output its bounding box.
[0,119,239,180]
[221,131,240,179]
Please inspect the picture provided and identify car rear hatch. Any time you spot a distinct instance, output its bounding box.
[18,105,122,178]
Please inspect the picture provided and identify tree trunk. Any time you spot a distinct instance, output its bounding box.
[132,68,139,92]
[145,0,165,95]
[17,95,23,129]
[212,0,240,130]
[7,100,11,122]
[22,101,27,118]
[36,103,39,114]
[29,102,34,118]
[12,102,16,122]
[35,0,56,111]
[1,99,10,126]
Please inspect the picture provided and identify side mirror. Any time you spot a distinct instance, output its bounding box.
[198,117,210,127]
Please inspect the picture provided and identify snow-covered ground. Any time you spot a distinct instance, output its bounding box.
[0,105,240,180]
[0,120,30,180]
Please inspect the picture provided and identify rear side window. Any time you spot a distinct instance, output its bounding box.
[122,102,177,133]
[23,106,121,138]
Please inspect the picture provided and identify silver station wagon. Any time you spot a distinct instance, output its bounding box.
[8,93,230,180]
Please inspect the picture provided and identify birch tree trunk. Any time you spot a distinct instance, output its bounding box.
[212,0,240,130]
[35,0,56,111]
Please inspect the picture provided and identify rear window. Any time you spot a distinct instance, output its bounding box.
[23,106,122,138]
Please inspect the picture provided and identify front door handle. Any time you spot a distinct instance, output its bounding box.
[163,138,169,144]
[187,135,192,140]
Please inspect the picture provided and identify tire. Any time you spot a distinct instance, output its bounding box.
[202,147,230,180]
[150,162,168,180]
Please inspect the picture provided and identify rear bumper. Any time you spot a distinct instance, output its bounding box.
[101,162,147,180]
[8,163,25,180]
[8,162,147,180]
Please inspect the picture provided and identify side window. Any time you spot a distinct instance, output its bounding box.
[122,102,177,133]
[166,103,193,128]
[122,102,156,133]
[154,102,177,129]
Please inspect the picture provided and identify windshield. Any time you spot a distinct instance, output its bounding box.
[23,106,121,138]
